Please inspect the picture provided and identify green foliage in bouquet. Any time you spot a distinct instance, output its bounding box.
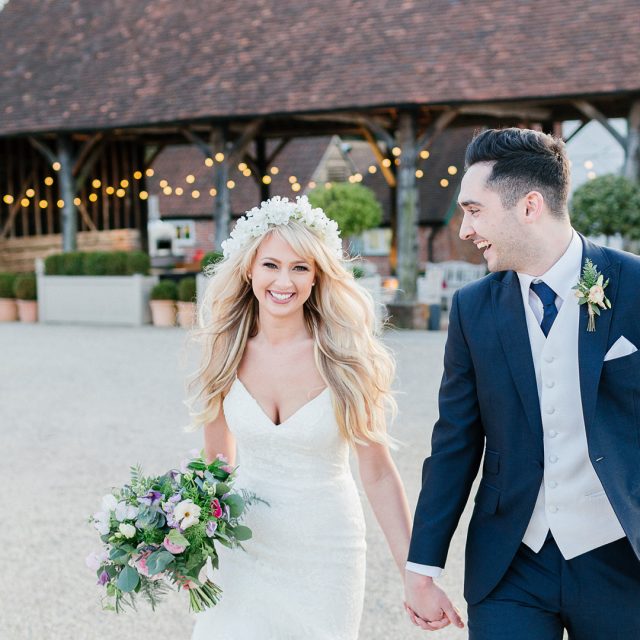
[88,453,264,613]
[308,182,382,237]
[14,273,37,300]
[178,277,197,303]
[150,280,178,301]
[0,272,17,298]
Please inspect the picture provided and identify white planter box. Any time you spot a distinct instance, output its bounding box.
[38,274,158,326]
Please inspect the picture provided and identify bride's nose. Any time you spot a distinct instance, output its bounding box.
[273,269,294,288]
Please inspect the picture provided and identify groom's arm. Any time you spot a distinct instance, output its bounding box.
[408,289,484,569]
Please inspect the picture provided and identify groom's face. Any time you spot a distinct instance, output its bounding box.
[458,162,532,272]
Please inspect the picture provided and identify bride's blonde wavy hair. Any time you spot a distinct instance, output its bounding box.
[186,219,396,445]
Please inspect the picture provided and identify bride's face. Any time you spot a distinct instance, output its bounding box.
[249,233,316,319]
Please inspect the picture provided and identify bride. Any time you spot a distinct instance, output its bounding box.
[188,196,412,639]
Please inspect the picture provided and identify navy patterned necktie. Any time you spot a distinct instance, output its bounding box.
[530,281,558,337]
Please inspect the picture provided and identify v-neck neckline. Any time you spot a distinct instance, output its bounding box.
[234,377,330,427]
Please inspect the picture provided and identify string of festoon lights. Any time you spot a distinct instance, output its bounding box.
[5,147,589,209]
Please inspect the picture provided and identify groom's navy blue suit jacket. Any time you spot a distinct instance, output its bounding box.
[408,236,640,605]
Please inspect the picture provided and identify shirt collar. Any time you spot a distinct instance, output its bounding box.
[516,229,582,302]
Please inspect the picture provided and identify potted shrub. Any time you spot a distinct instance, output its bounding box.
[0,272,18,322]
[149,280,178,327]
[14,273,38,323]
[177,277,197,328]
[39,250,157,326]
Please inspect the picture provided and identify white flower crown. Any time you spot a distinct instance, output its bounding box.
[221,195,343,259]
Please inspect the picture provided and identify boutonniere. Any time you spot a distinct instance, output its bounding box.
[572,259,611,332]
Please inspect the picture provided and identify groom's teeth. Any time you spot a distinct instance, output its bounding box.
[477,241,491,249]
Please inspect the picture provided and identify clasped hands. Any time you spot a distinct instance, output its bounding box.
[403,570,465,632]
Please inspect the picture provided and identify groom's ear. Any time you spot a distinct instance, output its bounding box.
[521,190,545,224]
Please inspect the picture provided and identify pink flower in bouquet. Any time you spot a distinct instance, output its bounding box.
[222,465,234,474]
[216,453,228,463]
[210,498,223,519]
[163,536,187,554]
[135,551,152,577]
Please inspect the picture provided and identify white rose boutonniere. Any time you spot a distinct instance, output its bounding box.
[572,258,611,332]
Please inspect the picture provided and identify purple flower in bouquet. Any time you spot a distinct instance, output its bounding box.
[205,521,218,537]
[97,571,110,586]
[138,490,163,506]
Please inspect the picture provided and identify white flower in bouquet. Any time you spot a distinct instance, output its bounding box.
[173,499,201,529]
[115,501,139,522]
[119,523,137,539]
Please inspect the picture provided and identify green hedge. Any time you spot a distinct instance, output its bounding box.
[44,251,150,276]
[0,272,17,298]
[150,280,178,301]
[14,273,37,301]
[178,277,197,302]
[200,251,223,271]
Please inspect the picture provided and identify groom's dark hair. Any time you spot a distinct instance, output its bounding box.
[464,128,570,218]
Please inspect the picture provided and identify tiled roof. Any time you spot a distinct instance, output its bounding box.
[1,0,639,135]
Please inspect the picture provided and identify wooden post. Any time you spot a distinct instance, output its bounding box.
[624,100,640,182]
[256,137,270,202]
[395,111,419,301]
[211,126,231,251]
[58,136,77,251]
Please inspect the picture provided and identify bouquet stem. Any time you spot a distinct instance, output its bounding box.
[189,581,223,613]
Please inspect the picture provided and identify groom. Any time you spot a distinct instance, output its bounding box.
[404,127,640,638]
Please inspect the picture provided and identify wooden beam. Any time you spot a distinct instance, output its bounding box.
[360,127,396,188]
[572,100,627,150]
[563,119,588,144]
[77,202,98,232]
[181,128,213,158]
[457,103,551,121]
[266,137,291,166]
[359,116,396,150]
[228,118,264,165]
[27,137,58,166]
[417,110,458,151]
[1,170,36,239]
[144,144,166,170]
[73,133,104,176]
[74,140,105,191]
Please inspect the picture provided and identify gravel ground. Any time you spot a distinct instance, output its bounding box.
[0,324,473,640]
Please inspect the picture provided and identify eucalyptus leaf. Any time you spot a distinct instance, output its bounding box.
[146,549,175,575]
[116,566,140,593]
[167,529,190,548]
[231,525,252,541]
[224,494,245,518]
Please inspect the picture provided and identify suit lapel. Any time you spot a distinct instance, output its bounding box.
[578,236,619,430]
[491,272,544,442]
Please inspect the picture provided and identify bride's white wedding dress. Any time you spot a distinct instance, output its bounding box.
[191,377,367,640]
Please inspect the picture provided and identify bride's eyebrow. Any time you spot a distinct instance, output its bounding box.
[261,257,309,265]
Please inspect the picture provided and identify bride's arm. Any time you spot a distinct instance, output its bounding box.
[203,408,236,465]
[355,441,412,576]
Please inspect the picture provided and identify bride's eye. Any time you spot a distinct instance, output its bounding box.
[263,262,278,269]
[293,265,309,271]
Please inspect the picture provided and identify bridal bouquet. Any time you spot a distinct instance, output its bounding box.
[87,452,258,613]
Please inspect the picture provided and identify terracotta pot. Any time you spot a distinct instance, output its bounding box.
[177,301,197,328]
[16,300,38,323]
[149,300,176,327]
[0,298,18,322]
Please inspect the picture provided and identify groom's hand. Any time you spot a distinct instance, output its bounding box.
[404,570,464,631]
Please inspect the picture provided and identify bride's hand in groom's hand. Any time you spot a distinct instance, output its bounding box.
[404,571,465,631]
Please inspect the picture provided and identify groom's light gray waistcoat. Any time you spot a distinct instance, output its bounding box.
[518,233,625,558]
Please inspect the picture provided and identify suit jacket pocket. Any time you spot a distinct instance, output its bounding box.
[474,481,500,515]
[602,347,640,374]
